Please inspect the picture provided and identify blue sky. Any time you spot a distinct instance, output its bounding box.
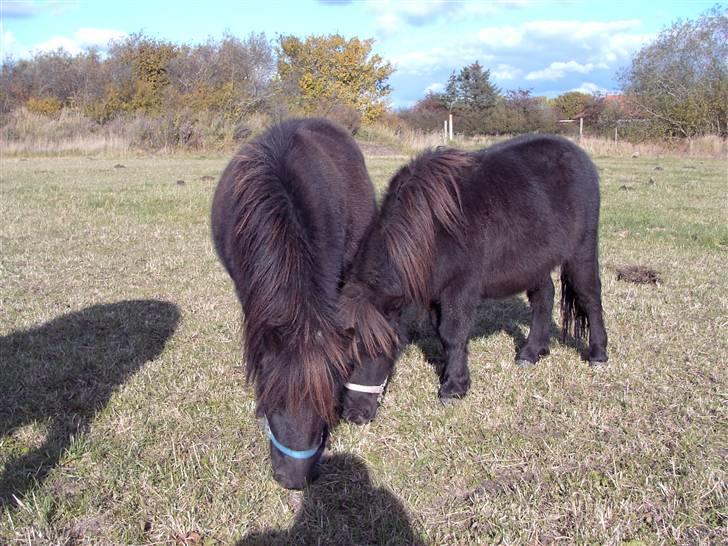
[1,0,720,108]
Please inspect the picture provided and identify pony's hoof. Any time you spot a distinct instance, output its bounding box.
[589,360,608,369]
[439,396,461,407]
[516,359,536,368]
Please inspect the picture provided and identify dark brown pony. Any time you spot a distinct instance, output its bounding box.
[211,118,376,487]
[341,134,608,424]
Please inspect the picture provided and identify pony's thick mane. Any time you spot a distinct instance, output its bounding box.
[381,148,474,305]
[339,282,399,362]
[231,130,347,424]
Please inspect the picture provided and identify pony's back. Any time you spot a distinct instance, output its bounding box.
[211,118,375,422]
[461,134,600,282]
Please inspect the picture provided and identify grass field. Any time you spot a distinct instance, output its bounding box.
[1,150,726,545]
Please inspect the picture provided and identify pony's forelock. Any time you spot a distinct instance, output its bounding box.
[339,283,398,362]
[231,138,347,424]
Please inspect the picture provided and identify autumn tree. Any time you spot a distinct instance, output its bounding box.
[550,91,592,120]
[500,89,556,133]
[168,33,274,122]
[107,33,178,114]
[619,5,728,137]
[276,34,393,123]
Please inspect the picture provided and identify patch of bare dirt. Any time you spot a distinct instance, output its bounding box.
[616,265,662,285]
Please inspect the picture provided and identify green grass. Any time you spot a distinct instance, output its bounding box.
[1,153,726,545]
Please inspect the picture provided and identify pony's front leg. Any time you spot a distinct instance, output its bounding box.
[435,287,478,403]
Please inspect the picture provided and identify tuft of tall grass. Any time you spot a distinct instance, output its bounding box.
[0,108,274,156]
[578,134,727,158]
[0,108,131,156]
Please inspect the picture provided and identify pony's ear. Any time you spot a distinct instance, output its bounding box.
[339,283,398,362]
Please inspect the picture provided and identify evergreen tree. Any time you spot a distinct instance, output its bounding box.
[441,61,501,135]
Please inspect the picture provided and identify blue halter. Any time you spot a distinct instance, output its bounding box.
[264,418,323,460]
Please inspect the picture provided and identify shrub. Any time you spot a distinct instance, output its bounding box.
[25,97,62,117]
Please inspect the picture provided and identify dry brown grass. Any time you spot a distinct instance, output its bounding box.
[0,109,274,156]
[3,109,725,160]
[0,150,726,545]
[0,109,133,156]
[579,134,727,158]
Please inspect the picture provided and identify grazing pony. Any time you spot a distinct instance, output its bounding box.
[211,118,376,488]
[340,134,608,424]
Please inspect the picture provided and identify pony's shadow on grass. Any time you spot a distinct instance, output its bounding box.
[403,296,587,374]
[0,300,180,507]
[237,453,425,546]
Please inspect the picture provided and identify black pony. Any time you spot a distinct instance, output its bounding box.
[340,134,608,424]
[211,118,376,488]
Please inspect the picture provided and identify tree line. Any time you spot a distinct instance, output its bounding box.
[1,5,725,146]
[402,6,726,141]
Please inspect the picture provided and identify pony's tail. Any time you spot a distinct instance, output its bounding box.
[339,284,399,362]
[560,266,589,342]
[382,149,473,305]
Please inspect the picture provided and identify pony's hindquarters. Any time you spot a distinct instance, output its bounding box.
[560,243,608,365]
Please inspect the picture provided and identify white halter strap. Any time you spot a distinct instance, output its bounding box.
[344,377,388,395]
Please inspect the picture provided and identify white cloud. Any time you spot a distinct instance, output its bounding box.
[389,46,494,76]
[388,16,647,93]
[2,27,16,50]
[477,26,523,48]
[526,60,608,81]
[475,18,649,67]
[491,63,523,80]
[368,0,456,34]
[601,32,654,62]
[523,19,641,40]
[571,82,609,95]
[1,24,30,58]
[75,28,126,48]
[425,82,444,94]
[34,36,80,54]
[32,27,126,55]
[376,13,401,34]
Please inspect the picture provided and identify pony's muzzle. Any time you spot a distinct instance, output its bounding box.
[273,463,320,490]
[341,378,386,425]
[342,398,378,425]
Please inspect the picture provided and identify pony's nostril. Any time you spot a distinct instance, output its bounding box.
[343,408,360,423]
[343,407,374,425]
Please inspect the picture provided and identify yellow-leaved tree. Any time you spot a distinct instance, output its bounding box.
[277,34,394,124]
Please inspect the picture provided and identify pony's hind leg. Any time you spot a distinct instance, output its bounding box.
[563,251,608,365]
[434,285,478,403]
[516,275,555,366]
